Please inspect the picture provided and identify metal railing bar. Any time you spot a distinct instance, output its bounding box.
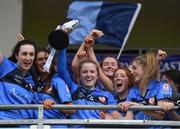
[0,119,37,125]
[0,104,179,111]
[43,119,180,127]
[37,105,44,129]
[44,119,180,127]
[0,119,179,127]
[51,105,179,111]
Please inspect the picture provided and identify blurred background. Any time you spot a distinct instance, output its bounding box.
[0,0,180,55]
[23,0,180,49]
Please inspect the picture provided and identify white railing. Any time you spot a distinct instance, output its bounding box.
[0,104,179,129]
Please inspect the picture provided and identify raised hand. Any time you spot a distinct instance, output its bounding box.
[84,36,95,48]
[157,49,167,62]
[89,29,104,39]
[16,33,25,41]
[84,29,104,48]
[77,50,88,60]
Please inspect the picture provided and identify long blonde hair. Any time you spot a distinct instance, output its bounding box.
[133,52,160,96]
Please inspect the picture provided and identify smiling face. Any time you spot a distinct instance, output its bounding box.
[80,62,98,89]
[131,61,145,85]
[35,51,49,74]
[114,69,129,94]
[102,57,118,79]
[15,44,35,74]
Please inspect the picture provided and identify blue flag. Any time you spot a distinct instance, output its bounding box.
[67,1,141,48]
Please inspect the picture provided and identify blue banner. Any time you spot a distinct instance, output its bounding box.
[67,54,180,73]
[67,1,141,48]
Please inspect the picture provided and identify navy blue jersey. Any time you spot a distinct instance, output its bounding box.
[114,95,127,116]
[71,86,117,119]
[57,49,117,120]
[33,74,72,128]
[127,80,172,120]
[33,74,72,119]
[0,56,35,119]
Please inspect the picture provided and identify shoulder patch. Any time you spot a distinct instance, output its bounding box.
[163,83,169,92]
[149,97,155,105]
[99,96,106,104]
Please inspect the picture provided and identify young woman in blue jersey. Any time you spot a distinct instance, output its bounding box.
[33,48,75,128]
[119,52,173,121]
[161,69,180,96]
[161,69,180,121]
[71,29,117,92]
[0,40,37,124]
[57,48,122,127]
[99,67,136,119]
[113,67,135,118]
[17,31,75,126]
[79,30,135,119]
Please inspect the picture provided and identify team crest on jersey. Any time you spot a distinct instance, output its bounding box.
[78,92,84,98]
[149,97,155,105]
[163,83,169,92]
[99,97,106,104]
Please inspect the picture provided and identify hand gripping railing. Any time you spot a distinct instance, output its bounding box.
[0,104,179,129]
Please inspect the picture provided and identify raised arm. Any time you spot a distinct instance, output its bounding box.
[57,49,77,93]
[72,29,104,75]
[71,41,87,75]
[84,29,114,92]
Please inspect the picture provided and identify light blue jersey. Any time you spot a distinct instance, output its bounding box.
[127,80,172,120]
[34,74,72,119]
[0,56,35,119]
[57,49,118,128]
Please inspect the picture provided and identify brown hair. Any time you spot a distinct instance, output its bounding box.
[35,48,56,91]
[9,40,37,63]
[100,56,121,68]
[114,67,135,88]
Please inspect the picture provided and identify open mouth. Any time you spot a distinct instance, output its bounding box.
[115,80,123,88]
[116,83,122,88]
